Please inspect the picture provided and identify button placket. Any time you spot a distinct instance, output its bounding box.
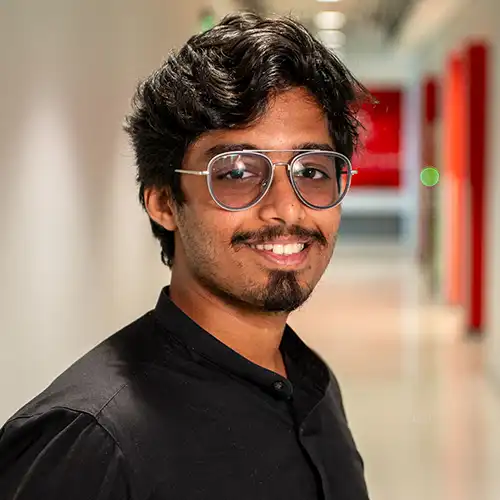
[273,380,284,391]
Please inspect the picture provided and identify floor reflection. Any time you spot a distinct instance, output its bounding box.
[289,243,500,500]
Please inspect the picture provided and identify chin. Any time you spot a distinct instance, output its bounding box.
[258,270,314,313]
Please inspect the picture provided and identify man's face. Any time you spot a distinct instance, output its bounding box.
[166,88,341,313]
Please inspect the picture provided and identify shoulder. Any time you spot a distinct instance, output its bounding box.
[1,407,112,453]
[0,407,131,499]
[0,310,168,500]
[9,311,159,423]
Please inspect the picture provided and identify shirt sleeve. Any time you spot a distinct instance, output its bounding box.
[327,366,349,422]
[0,407,131,500]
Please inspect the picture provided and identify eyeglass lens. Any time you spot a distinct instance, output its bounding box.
[207,152,349,210]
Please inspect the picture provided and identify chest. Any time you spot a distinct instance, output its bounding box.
[108,379,367,500]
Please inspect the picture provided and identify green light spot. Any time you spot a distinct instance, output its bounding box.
[200,14,215,32]
[420,167,440,187]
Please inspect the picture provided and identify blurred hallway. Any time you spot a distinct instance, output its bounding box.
[290,244,500,500]
[2,1,500,499]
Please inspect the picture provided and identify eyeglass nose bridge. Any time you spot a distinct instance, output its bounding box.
[269,161,294,178]
[260,161,293,191]
[260,160,311,212]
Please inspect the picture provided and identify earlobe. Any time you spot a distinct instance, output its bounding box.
[144,187,178,231]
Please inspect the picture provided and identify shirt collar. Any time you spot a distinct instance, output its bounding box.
[153,286,329,401]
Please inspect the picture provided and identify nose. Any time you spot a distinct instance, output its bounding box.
[256,164,306,225]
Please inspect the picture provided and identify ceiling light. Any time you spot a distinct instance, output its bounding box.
[317,0,341,3]
[317,30,346,48]
[314,11,346,31]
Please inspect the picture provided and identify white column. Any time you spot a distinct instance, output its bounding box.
[401,75,423,258]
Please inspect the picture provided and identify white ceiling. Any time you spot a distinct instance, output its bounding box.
[233,0,468,56]
[269,0,387,21]
[261,0,418,53]
[231,0,465,85]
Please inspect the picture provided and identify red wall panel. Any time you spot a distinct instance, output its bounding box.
[465,42,488,334]
[441,42,488,333]
[352,89,402,188]
[424,79,438,124]
[444,53,467,306]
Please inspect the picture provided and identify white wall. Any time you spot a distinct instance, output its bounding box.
[0,0,214,422]
[343,51,418,88]
[413,0,500,385]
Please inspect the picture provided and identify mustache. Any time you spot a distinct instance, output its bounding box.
[231,224,328,247]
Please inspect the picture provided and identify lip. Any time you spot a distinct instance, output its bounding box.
[244,238,313,246]
[246,243,312,268]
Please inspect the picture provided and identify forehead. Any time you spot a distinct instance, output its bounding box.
[185,88,332,162]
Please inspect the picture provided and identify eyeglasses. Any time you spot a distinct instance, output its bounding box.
[174,149,357,211]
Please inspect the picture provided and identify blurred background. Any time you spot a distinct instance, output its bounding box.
[1,0,500,499]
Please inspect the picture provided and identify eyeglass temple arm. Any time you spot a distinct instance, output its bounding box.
[174,169,209,176]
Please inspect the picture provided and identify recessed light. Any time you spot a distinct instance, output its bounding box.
[314,11,346,30]
[317,30,346,47]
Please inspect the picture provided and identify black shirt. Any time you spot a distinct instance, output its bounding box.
[0,286,369,500]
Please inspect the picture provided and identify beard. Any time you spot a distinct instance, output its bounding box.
[261,270,313,312]
[194,266,314,314]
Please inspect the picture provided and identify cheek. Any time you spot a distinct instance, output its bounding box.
[178,206,240,260]
[317,209,341,239]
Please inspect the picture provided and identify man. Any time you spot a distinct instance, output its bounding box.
[0,12,371,500]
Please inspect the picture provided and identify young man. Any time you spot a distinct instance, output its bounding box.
[0,12,371,500]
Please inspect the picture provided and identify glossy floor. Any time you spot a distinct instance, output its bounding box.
[289,244,500,500]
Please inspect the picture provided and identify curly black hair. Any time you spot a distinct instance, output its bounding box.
[124,11,370,268]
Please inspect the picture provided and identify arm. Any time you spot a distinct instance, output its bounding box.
[0,408,131,500]
[326,366,349,422]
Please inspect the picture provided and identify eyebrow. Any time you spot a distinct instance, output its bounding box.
[205,143,257,158]
[204,142,335,159]
[296,142,335,152]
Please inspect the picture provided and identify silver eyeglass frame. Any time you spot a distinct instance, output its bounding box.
[174,149,358,212]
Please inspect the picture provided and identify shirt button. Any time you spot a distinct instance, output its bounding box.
[273,381,284,391]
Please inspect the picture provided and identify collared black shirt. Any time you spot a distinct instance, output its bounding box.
[0,287,369,500]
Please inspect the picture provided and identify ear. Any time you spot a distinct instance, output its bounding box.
[144,187,178,231]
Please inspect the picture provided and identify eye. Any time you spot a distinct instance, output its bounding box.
[294,165,331,180]
[215,156,261,181]
[222,168,255,180]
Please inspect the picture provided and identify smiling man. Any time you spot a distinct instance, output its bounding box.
[0,12,371,500]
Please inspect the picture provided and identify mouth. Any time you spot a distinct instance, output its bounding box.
[245,241,312,267]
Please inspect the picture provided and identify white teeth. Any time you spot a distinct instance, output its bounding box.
[252,243,305,255]
[273,244,284,255]
[283,245,295,255]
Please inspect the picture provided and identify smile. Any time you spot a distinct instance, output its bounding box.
[249,243,305,255]
[246,242,311,267]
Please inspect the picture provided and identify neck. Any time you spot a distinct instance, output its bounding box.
[169,273,288,377]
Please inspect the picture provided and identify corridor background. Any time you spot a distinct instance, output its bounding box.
[1,1,500,499]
